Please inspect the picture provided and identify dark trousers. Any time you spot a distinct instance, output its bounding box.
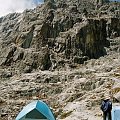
[103,111,111,120]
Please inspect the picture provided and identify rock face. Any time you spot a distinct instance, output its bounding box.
[0,0,119,72]
[0,0,120,120]
[55,19,108,60]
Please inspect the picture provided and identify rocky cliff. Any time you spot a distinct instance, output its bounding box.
[0,0,119,72]
[0,0,120,120]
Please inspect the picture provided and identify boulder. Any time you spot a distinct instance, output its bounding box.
[114,91,120,102]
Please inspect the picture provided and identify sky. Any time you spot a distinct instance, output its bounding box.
[0,0,119,17]
[0,0,44,17]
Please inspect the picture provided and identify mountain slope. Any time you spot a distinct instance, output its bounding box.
[0,0,120,120]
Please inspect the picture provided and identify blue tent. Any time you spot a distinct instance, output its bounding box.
[112,106,120,120]
[16,100,56,120]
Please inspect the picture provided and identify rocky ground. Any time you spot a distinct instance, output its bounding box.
[0,0,120,120]
[0,51,120,120]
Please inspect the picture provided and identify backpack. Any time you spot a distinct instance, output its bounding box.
[101,100,112,112]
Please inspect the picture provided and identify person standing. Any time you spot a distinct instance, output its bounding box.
[101,95,112,120]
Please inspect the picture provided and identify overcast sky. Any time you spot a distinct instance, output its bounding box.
[0,0,43,17]
[0,0,119,17]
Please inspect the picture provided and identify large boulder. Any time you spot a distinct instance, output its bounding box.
[114,91,120,102]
